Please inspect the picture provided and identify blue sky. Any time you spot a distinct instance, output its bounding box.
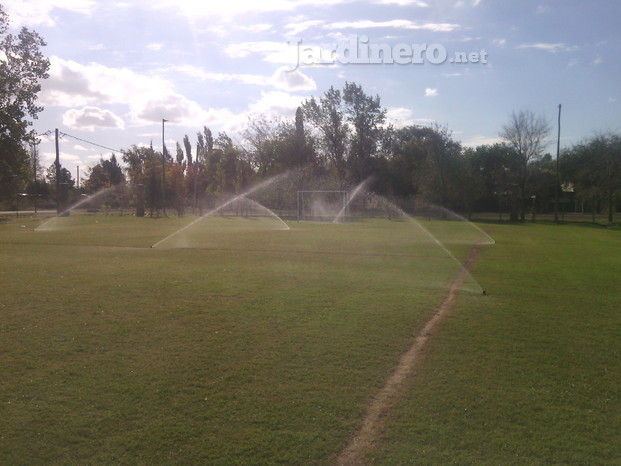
[4,0,620,181]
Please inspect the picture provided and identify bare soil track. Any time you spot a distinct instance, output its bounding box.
[336,241,483,465]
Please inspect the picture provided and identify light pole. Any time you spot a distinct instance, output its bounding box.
[554,104,561,224]
[162,118,168,214]
[55,128,61,215]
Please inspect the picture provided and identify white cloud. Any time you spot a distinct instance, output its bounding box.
[63,106,125,131]
[247,91,305,118]
[492,38,506,48]
[149,0,295,18]
[462,134,503,147]
[175,65,269,86]
[240,24,273,33]
[224,41,298,64]
[129,92,209,127]
[568,58,579,67]
[194,91,308,134]
[41,56,169,107]
[148,0,427,19]
[174,65,316,92]
[385,108,436,128]
[324,20,460,32]
[593,55,603,65]
[41,150,82,168]
[42,57,311,134]
[516,42,579,53]
[386,107,415,127]
[285,20,326,36]
[270,67,316,91]
[425,88,438,97]
[146,43,163,51]
[3,0,96,27]
[40,57,211,127]
[374,0,428,5]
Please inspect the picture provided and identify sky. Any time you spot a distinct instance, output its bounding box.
[3,0,620,183]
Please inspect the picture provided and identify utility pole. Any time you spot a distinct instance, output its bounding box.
[32,135,38,213]
[554,104,561,224]
[55,128,60,215]
[162,118,168,214]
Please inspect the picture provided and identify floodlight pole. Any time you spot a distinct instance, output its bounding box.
[162,118,167,214]
[554,104,561,224]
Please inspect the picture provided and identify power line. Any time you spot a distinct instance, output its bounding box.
[58,131,122,153]
[37,130,122,153]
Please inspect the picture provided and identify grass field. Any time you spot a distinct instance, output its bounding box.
[372,222,620,464]
[1,213,618,464]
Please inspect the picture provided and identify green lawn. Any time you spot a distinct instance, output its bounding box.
[372,222,620,464]
[1,214,618,464]
[0,213,474,464]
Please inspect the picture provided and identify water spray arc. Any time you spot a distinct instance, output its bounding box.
[242,198,291,231]
[332,178,371,223]
[151,173,289,248]
[363,191,490,293]
[423,203,495,245]
[35,184,124,231]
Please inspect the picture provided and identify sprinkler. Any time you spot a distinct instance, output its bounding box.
[482,290,487,296]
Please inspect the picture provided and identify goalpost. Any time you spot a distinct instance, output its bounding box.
[296,190,349,222]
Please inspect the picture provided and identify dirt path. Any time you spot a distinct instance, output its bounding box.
[336,242,483,465]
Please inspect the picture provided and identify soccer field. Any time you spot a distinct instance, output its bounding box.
[1,213,484,463]
[1,213,617,464]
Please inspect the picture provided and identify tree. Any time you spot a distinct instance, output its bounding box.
[212,132,241,196]
[342,82,386,182]
[466,143,522,219]
[0,4,50,201]
[175,141,184,166]
[122,144,162,217]
[302,86,349,183]
[45,163,74,189]
[415,124,463,208]
[562,134,621,222]
[243,116,280,176]
[183,134,193,166]
[292,106,318,177]
[500,110,551,220]
[83,154,125,193]
[383,124,468,211]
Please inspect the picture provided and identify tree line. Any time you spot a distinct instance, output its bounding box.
[72,93,620,223]
[1,4,620,221]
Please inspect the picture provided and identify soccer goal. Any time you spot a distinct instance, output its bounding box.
[297,190,349,222]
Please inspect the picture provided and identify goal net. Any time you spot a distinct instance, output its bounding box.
[297,190,349,222]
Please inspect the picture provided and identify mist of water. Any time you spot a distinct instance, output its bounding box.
[421,202,496,245]
[332,178,371,224]
[366,192,489,293]
[151,173,289,248]
[242,198,290,231]
[35,184,123,231]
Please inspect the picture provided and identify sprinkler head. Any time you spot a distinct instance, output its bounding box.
[482,290,487,296]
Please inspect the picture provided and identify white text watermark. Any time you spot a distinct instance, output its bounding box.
[288,35,488,71]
